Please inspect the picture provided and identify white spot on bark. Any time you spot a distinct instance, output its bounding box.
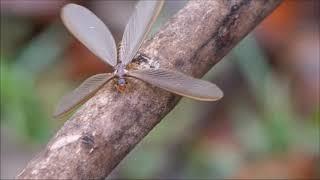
[31,169,38,175]
[50,135,81,151]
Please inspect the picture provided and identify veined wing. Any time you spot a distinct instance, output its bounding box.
[61,4,117,66]
[127,68,223,101]
[53,73,114,118]
[119,0,164,65]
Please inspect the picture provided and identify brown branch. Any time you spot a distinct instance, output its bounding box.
[17,0,282,179]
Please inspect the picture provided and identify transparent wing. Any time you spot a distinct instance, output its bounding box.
[61,3,117,66]
[119,0,164,65]
[128,68,223,101]
[53,73,114,118]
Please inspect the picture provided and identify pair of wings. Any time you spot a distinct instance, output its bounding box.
[54,1,223,118]
[53,68,223,118]
[61,1,164,67]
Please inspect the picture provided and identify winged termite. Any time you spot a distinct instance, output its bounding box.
[53,1,223,118]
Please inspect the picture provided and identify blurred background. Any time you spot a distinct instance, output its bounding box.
[1,0,319,179]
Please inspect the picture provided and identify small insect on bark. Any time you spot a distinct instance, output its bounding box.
[53,0,223,118]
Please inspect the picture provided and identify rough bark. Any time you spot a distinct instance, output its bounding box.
[17,0,282,179]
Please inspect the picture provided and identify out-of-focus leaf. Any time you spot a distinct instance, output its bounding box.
[1,20,71,143]
[14,22,70,78]
[231,35,292,152]
[231,35,318,154]
[0,16,34,59]
[183,146,240,179]
[1,59,52,142]
[119,146,164,179]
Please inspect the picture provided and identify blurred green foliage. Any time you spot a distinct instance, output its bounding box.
[1,59,51,142]
[0,16,34,59]
[1,17,70,143]
[232,36,318,155]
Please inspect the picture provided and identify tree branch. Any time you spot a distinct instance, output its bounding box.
[17,0,282,179]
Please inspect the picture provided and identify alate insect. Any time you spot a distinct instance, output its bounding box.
[53,1,223,118]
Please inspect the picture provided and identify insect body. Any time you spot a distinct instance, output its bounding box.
[114,63,127,92]
[53,1,223,118]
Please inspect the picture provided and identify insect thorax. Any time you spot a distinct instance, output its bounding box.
[114,63,127,87]
[118,77,126,85]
